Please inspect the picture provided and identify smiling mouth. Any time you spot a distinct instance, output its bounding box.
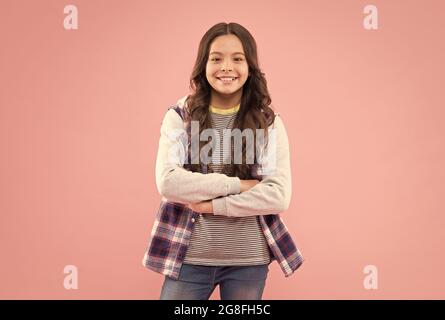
[216,77,239,83]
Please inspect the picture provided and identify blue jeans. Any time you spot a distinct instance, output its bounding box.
[159,263,269,300]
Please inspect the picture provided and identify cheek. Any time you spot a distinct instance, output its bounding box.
[241,64,249,76]
[206,63,217,73]
[206,69,218,82]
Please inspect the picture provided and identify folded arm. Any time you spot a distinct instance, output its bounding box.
[211,114,292,217]
[155,108,241,204]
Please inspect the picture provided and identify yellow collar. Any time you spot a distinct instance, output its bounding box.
[209,103,240,115]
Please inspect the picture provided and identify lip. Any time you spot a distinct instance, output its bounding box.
[216,76,239,79]
[216,77,238,85]
[216,77,239,82]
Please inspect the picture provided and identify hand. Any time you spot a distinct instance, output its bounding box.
[187,200,214,214]
[240,179,260,192]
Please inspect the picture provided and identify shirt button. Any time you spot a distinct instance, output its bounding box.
[191,218,195,223]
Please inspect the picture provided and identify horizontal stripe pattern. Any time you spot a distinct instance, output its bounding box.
[183,108,271,266]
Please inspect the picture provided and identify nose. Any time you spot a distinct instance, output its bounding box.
[221,60,233,72]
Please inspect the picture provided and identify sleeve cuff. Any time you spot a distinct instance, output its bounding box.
[212,197,227,216]
[226,177,241,195]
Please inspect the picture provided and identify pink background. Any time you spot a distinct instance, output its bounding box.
[1,0,444,299]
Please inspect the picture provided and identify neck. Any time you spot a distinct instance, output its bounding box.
[210,89,242,110]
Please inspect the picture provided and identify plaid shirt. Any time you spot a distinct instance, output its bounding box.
[142,101,304,280]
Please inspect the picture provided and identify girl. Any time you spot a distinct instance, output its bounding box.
[142,22,304,300]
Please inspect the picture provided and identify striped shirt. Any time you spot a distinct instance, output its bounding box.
[141,95,304,280]
[183,103,271,266]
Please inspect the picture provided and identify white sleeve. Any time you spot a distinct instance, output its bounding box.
[155,108,241,204]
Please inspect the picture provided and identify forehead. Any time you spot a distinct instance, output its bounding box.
[209,34,245,55]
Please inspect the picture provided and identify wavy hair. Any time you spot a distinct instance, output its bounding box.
[184,22,276,180]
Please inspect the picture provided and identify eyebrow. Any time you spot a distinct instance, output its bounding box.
[209,51,245,56]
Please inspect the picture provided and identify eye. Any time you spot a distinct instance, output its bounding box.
[210,57,243,62]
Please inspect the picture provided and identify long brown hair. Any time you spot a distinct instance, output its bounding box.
[184,22,276,180]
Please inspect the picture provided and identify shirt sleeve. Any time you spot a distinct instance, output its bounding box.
[212,114,292,217]
[155,108,241,204]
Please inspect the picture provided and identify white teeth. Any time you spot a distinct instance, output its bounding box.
[218,77,237,82]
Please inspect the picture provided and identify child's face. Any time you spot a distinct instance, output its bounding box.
[205,34,249,97]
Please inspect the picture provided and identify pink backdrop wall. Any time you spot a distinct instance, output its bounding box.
[1,0,444,299]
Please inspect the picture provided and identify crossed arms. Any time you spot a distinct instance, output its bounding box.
[155,108,292,217]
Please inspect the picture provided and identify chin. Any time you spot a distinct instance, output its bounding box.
[213,84,244,93]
